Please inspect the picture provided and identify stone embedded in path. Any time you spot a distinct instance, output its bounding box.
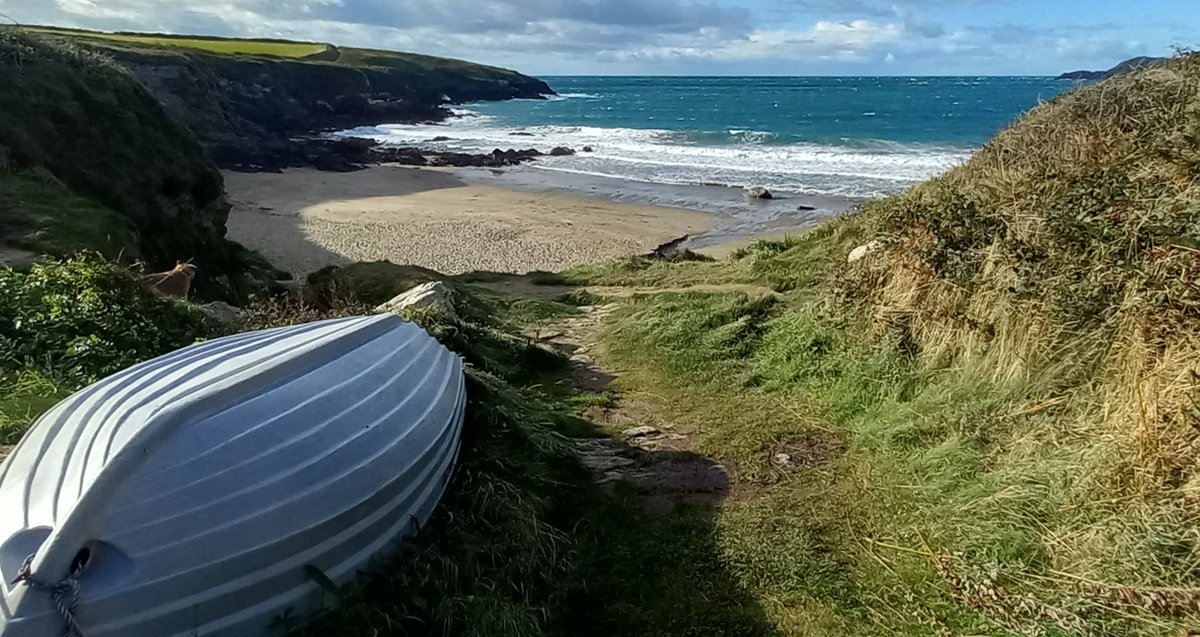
[622,425,661,440]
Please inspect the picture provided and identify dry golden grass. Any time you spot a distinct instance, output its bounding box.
[852,53,1200,494]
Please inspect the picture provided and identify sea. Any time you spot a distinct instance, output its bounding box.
[342,76,1076,242]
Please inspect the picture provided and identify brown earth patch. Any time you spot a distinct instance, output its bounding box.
[764,430,848,474]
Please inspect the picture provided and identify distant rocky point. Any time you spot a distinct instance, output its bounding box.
[1059,56,1168,80]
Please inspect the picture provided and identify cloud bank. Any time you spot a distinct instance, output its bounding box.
[0,0,1159,74]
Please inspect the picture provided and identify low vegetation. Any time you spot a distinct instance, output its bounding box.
[0,171,136,259]
[0,256,213,446]
[547,52,1200,635]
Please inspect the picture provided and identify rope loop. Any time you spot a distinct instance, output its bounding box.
[12,552,87,637]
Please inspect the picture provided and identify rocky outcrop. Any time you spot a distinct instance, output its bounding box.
[375,281,459,322]
[221,137,550,173]
[1059,56,1169,80]
[71,40,554,172]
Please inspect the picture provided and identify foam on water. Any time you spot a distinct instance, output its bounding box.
[337,76,1070,237]
[343,109,972,199]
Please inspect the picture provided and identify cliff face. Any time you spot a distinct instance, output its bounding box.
[85,42,554,169]
[0,30,279,299]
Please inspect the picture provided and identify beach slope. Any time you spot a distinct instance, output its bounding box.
[224,166,714,276]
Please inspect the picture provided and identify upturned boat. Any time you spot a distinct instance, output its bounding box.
[0,314,466,636]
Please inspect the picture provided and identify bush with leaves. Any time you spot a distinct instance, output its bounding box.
[0,254,212,383]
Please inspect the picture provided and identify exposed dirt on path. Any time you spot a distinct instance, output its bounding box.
[527,302,733,514]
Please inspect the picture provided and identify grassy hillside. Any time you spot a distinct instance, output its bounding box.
[0,29,282,299]
[548,52,1200,635]
[27,25,534,76]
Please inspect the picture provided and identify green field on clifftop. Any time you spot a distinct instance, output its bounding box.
[26,27,331,57]
[25,25,526,76]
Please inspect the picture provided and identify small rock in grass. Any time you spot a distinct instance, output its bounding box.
[847,240,883,264]
[198,301,243,326]
[375,281,458,322]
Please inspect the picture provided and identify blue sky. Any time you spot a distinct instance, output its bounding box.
[0,0,1194,75]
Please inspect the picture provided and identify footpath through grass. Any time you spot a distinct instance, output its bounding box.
[556,220,1200,636]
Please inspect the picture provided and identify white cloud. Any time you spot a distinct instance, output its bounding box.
[0,0,1165,74]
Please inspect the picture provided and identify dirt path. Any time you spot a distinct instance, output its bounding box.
[528,302,732,514]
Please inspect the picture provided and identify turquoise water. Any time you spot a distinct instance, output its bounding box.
[349,76,1073,200]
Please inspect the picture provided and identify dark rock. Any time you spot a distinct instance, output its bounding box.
[373,146,429,165]
[796,204,817,211]
[549,146,576,156]
[582,145,594,153]
[423,147,542,168]
[645,235,689,259]
[430,135,452,142]
[310,153,364,172]
[509,131,534,136]
[198,301,244,326]
[746,186,773,200]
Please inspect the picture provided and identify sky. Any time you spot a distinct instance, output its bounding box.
[0,0,1194,76]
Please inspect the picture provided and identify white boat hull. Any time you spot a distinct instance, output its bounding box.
[0,314,466,636]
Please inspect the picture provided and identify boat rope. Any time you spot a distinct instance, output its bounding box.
[11,553,86,637]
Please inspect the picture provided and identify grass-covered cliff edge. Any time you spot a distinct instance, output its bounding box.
[3,42,1200,637]
[26,26,554,170]
[0,29,282,299]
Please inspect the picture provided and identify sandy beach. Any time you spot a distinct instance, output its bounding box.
[224,166,714,277]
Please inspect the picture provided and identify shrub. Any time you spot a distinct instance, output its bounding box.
[0,254,211,383]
